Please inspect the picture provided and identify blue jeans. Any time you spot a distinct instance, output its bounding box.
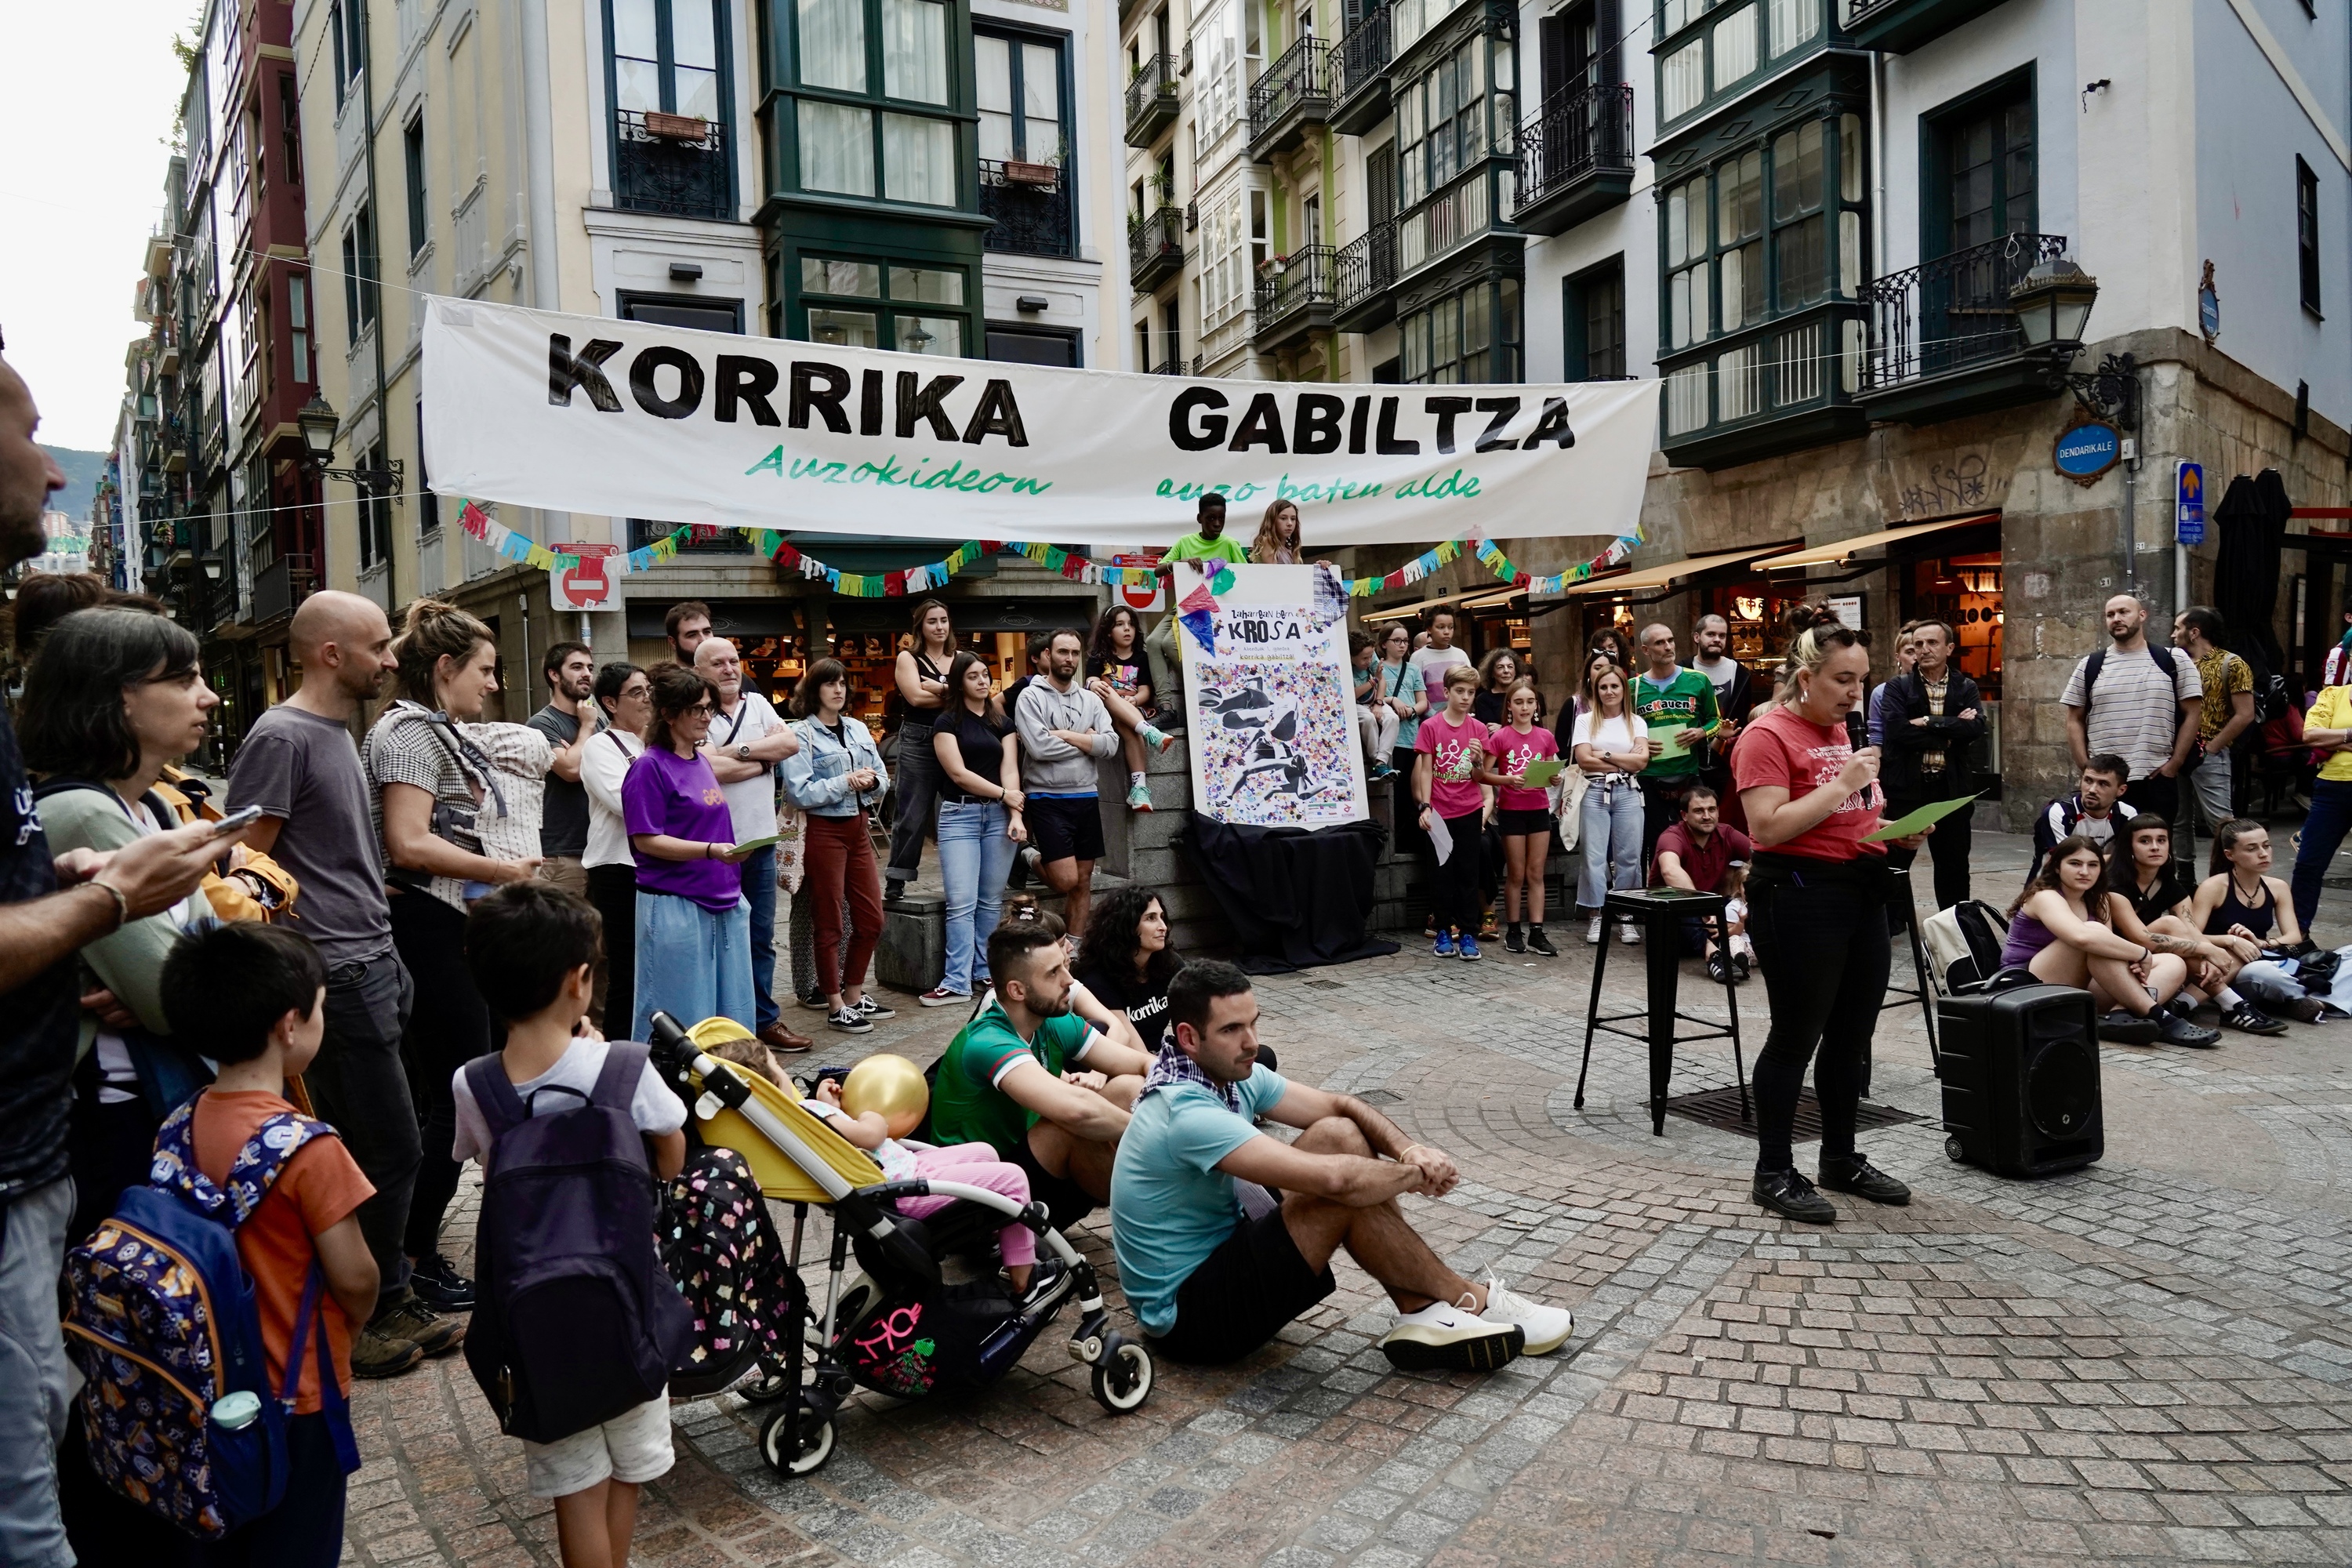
[634,891,754,1040]
[936,798,1017,994]
[1578,775,1644,911]
[2292,776,2352,934]
[0,1176,73,1568]
[739,845,779,1030]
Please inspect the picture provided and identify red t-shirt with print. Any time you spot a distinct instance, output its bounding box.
[1730,705,1886,861]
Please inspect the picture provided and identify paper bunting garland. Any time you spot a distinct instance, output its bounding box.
[456,499,1643,607]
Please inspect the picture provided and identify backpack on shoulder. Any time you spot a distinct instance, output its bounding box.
[462,1042,696,1444]
[62,1100,359,1540]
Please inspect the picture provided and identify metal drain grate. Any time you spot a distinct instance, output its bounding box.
[1662,1085,1925,1142]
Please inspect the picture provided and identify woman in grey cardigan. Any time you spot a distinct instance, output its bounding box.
[17,608,228,1243]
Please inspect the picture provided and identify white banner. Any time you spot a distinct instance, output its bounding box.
[421,297,1660,547]
[1181,563,1368,829]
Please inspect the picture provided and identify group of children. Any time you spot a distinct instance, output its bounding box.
[1410,663,1564,960]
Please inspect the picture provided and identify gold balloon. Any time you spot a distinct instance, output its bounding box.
[840,1053,929,1140]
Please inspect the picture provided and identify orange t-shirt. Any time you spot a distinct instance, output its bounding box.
[191,1090,375,1413]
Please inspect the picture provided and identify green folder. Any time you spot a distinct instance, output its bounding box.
[1863,792,1984,843]
[1519,758,1566,788]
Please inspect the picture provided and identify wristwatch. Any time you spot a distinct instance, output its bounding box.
[733,743,753,761]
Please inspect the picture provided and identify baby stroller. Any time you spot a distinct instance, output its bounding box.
[645,1012,1156,1477]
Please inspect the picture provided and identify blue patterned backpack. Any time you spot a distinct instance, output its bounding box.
[62,1098,359,1539]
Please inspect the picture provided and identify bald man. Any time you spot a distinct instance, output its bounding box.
[693,637,808,1051]
[229,590,463,1375]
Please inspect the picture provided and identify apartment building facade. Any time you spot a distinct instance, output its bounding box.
[1123,0,2352,821]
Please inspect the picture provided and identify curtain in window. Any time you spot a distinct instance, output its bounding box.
[884,0,949,103]
[800,100,874,194]
[1022,41,1060,159]
[799,0,865,91]
[673,0,720,119]
[977,34,1014,160]
[882,112,954,204]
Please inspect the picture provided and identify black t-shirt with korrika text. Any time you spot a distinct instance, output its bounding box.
[0,707,78,1200]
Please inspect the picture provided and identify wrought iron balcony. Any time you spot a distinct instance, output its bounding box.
[1332,220,1398,332]
[250,552,316,626]
[1857,233,2074,424]
[1512,82,1635,236]
[1248,38,1334,162]
[1149,359,1184,375]
[1330,5,1392,136]
[1129,205,1186,293]
[613,110,733,220]
[979,160,1073,259]
[629,517,749,554]
[1253,245,1338,350]
[1842,0,2009,53]
[1124,53,1179,147]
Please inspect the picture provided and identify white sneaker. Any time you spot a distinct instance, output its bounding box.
[1585,916,1604,946]
[1479,1276,1573,1356]
[1619,918,1641,945]
[1376,1297,1523,1373]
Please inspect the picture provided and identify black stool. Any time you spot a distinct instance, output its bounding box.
[1573,887,1748,1135]
[1883,865,1942,1070]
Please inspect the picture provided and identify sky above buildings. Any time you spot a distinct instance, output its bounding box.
[0,2,196,451]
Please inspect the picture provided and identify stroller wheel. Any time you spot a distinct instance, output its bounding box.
[738,1363,793,1405]
[759,1406,836,1476]
[1089,1339,1154,1414]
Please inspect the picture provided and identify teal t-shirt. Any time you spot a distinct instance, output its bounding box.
[927,1004,1099,1157]
[1634,667,1720,779]
[1109,1065,1290,1335]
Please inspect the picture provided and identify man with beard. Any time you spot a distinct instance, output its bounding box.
[926,918,1150,1226]
[1014,629,1120,941]
[525,641,598,900]
[2062,593,2203,823]
[0,348,250,1563]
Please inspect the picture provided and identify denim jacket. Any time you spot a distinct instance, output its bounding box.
[780,713,889,818]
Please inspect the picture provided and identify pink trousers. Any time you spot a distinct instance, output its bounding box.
[895,1142,1037,1267]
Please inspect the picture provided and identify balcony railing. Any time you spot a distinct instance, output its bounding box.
[1860,233,2069,390]
[1253,245,1338,347]
[613,110,733,220]
[630,518,750,554]
[250,552,316,625]
[1248,37,1334,159]
[979,160,1074,258]
[1331,5,1392,134]
[1512,82,1635,234]
[1125,53,1179,147]
[1149,358,1185,375]
[1332,220,1399,331]
[1129,205,1186,292]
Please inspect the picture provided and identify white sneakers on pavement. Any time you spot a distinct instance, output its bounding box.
[1479,1276,1574,1356]
[1376,1277,1575,1370]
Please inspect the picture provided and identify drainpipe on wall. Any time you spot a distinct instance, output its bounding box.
[360,0,393,607]
[2121,441,2137,596]
[1871,51,1887,285]
[517,0,579,639]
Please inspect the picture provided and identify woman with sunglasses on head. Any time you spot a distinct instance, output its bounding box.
[1733,608,1929,1225]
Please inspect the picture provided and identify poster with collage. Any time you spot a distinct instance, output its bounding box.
[1178,563,1370,829]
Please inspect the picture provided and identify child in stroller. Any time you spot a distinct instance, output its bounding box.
[648,1014,1156,1477]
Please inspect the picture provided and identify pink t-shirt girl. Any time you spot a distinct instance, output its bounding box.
[1486,723,1560,812]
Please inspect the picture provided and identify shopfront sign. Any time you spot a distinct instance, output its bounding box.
[2053,421,2122,485]
[2175,460,2205,546]
[420,296,1661,546]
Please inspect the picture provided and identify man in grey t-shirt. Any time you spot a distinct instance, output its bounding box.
[524,641,596,899]
[228,590,461,1375]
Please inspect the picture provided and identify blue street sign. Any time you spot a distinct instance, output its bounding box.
[2053,421,2122,481]
[2177,460,2205,546]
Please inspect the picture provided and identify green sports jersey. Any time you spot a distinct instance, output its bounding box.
[927,1003,1098,1156]
[1634,667,1719,779]
[1167,532,1248,564]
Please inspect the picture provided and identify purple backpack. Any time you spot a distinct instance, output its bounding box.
[460,1043,695,1443]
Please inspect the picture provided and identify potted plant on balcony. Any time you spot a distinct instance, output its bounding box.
[643,110,708,141]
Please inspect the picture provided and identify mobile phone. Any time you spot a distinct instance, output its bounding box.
[209,803,266,838]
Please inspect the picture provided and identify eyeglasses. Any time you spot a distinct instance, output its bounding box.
[686,704,715,717]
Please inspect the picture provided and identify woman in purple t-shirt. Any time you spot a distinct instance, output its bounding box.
[622,662,759,1039]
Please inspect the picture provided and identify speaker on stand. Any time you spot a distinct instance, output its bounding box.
[1936,970,2103,1178]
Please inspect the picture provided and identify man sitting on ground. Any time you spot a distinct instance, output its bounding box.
[1110,960,1573,1370]
[2026,754,2137,885]
[1651,785,1755,983]
[927,919,1151,1226]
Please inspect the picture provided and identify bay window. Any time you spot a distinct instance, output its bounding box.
[1388,21,1514,280]
[791,0,960,207]
[1399,277,1520,385]
[797,255,970,354]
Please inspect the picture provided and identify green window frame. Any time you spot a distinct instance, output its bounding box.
[791,252,976,357]
[1390,24,1515,278]
[788,0,965,209]
[1655,0,1828,129]
[1399,276,1521,384]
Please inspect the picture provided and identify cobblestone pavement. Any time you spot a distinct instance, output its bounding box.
[341,831,2352,1566]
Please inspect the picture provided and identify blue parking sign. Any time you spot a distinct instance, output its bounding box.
[2176,461,2205,546]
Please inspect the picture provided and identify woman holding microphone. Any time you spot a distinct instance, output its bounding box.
[1733,609,1929,1224]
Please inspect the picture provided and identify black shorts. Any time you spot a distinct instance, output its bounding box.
[1027,795,1106,864]
[1006,1129,1098,1230]
[1496,808,1552,837]
[1145,1204,1337,1367]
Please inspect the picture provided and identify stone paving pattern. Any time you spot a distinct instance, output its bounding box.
[338,832,2352,1566]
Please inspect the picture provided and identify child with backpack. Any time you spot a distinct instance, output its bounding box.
[139,924,372,1563]
[452,882,691,1568]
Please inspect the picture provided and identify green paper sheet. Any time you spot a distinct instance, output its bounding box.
[1863,792,1984,844]
[727,833,783,855]
[1648,719,1722,765]
[1519,758,1566,788]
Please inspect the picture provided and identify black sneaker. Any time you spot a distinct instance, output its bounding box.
[1817,1155,1911,1206]
[1706,950,1732,985]
[1752,1167,1837,1225]
[2156,1011,2223,1048]
[827,1006,873,1034]
[2096,1009,2162,1045]
[1526,927,1559,957]
[799,987,829,1011]
[1504,924,1526,954]
[2280,994,2328,1024]
[408,1252,477,1312]
[853,994,897,1022]
[1731,952,1751,982]
[2222,1003,2290,1036]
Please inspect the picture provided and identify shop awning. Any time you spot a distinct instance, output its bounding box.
[1361,583,1526,622]
[1762,514,2000,571]
[1555,544,1802,598]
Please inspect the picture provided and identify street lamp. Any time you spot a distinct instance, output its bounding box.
[296,392,405,495]
[2007,258,2100,350]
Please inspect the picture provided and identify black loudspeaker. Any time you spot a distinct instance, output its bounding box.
[1936,982,2103,1178]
